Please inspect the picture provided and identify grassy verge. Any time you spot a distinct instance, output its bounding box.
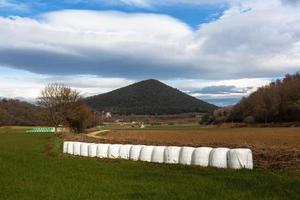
[0,128,299,200]
[45,134,63,157]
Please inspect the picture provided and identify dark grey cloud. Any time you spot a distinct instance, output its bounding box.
[0,48,192,79]
[281,0,300,5]
[0,47,295,80]
[201,97,241,106]
[191,85,253,95]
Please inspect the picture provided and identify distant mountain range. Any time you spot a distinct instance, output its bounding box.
[85,79,217,115]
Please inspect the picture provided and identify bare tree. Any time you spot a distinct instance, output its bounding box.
[37,83,82,133]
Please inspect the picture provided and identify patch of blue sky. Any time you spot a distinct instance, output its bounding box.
[0,0,227,28]
[0,65,41,78]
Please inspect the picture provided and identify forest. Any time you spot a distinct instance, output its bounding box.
[209,72,300,124]
[0,99,46,126]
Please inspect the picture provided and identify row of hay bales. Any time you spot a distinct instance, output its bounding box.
[63,142,253,169]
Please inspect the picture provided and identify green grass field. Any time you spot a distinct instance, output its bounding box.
[0,128,299,200]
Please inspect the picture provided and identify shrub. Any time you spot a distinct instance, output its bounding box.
[200,113,214,125]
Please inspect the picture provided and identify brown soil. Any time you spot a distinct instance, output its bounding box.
[63,127,300,170]
[86,130,110,139]
[44,136,54,156]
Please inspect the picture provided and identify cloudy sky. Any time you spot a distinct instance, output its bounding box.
[0,0,299,106]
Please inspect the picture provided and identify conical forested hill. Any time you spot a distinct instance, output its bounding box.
[85,79,217,115]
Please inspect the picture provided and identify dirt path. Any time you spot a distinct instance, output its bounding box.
[86,130,110,139]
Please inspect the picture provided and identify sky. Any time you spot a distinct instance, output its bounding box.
[0,0,299,106]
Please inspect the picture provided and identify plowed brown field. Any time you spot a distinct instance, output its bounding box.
[63,126,300,170]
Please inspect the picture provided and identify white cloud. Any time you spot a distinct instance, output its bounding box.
[119,0,151,7]
[0,0,27,10]
[0,66,134,100]
[69,0,228,7]
[0,10,195,78]
[166,77,272,102]
[166,78,271,91]
[119,0,227,7]
[0,0,299,80]
[192,0,300,78]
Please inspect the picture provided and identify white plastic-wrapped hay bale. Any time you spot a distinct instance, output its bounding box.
[97,144,110,158]
[228,148,253,170]
[108,144,122,159]
[67,141,74,155]
[80,143,89,157]
[63,141,69,154]
[209,148,230,168]
[73,142,81,156]
[164,146,181,164]
[129,145,144,161]
[88,144,98,157]
[179,147,195,165]
[119,144,133,160]
[192,147,213,167]
[151,146,166,163]
[139,145,154,162]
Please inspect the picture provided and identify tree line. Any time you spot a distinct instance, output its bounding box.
[202,72,300,124]
[0,99,46,126]
[0,83,97,133]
